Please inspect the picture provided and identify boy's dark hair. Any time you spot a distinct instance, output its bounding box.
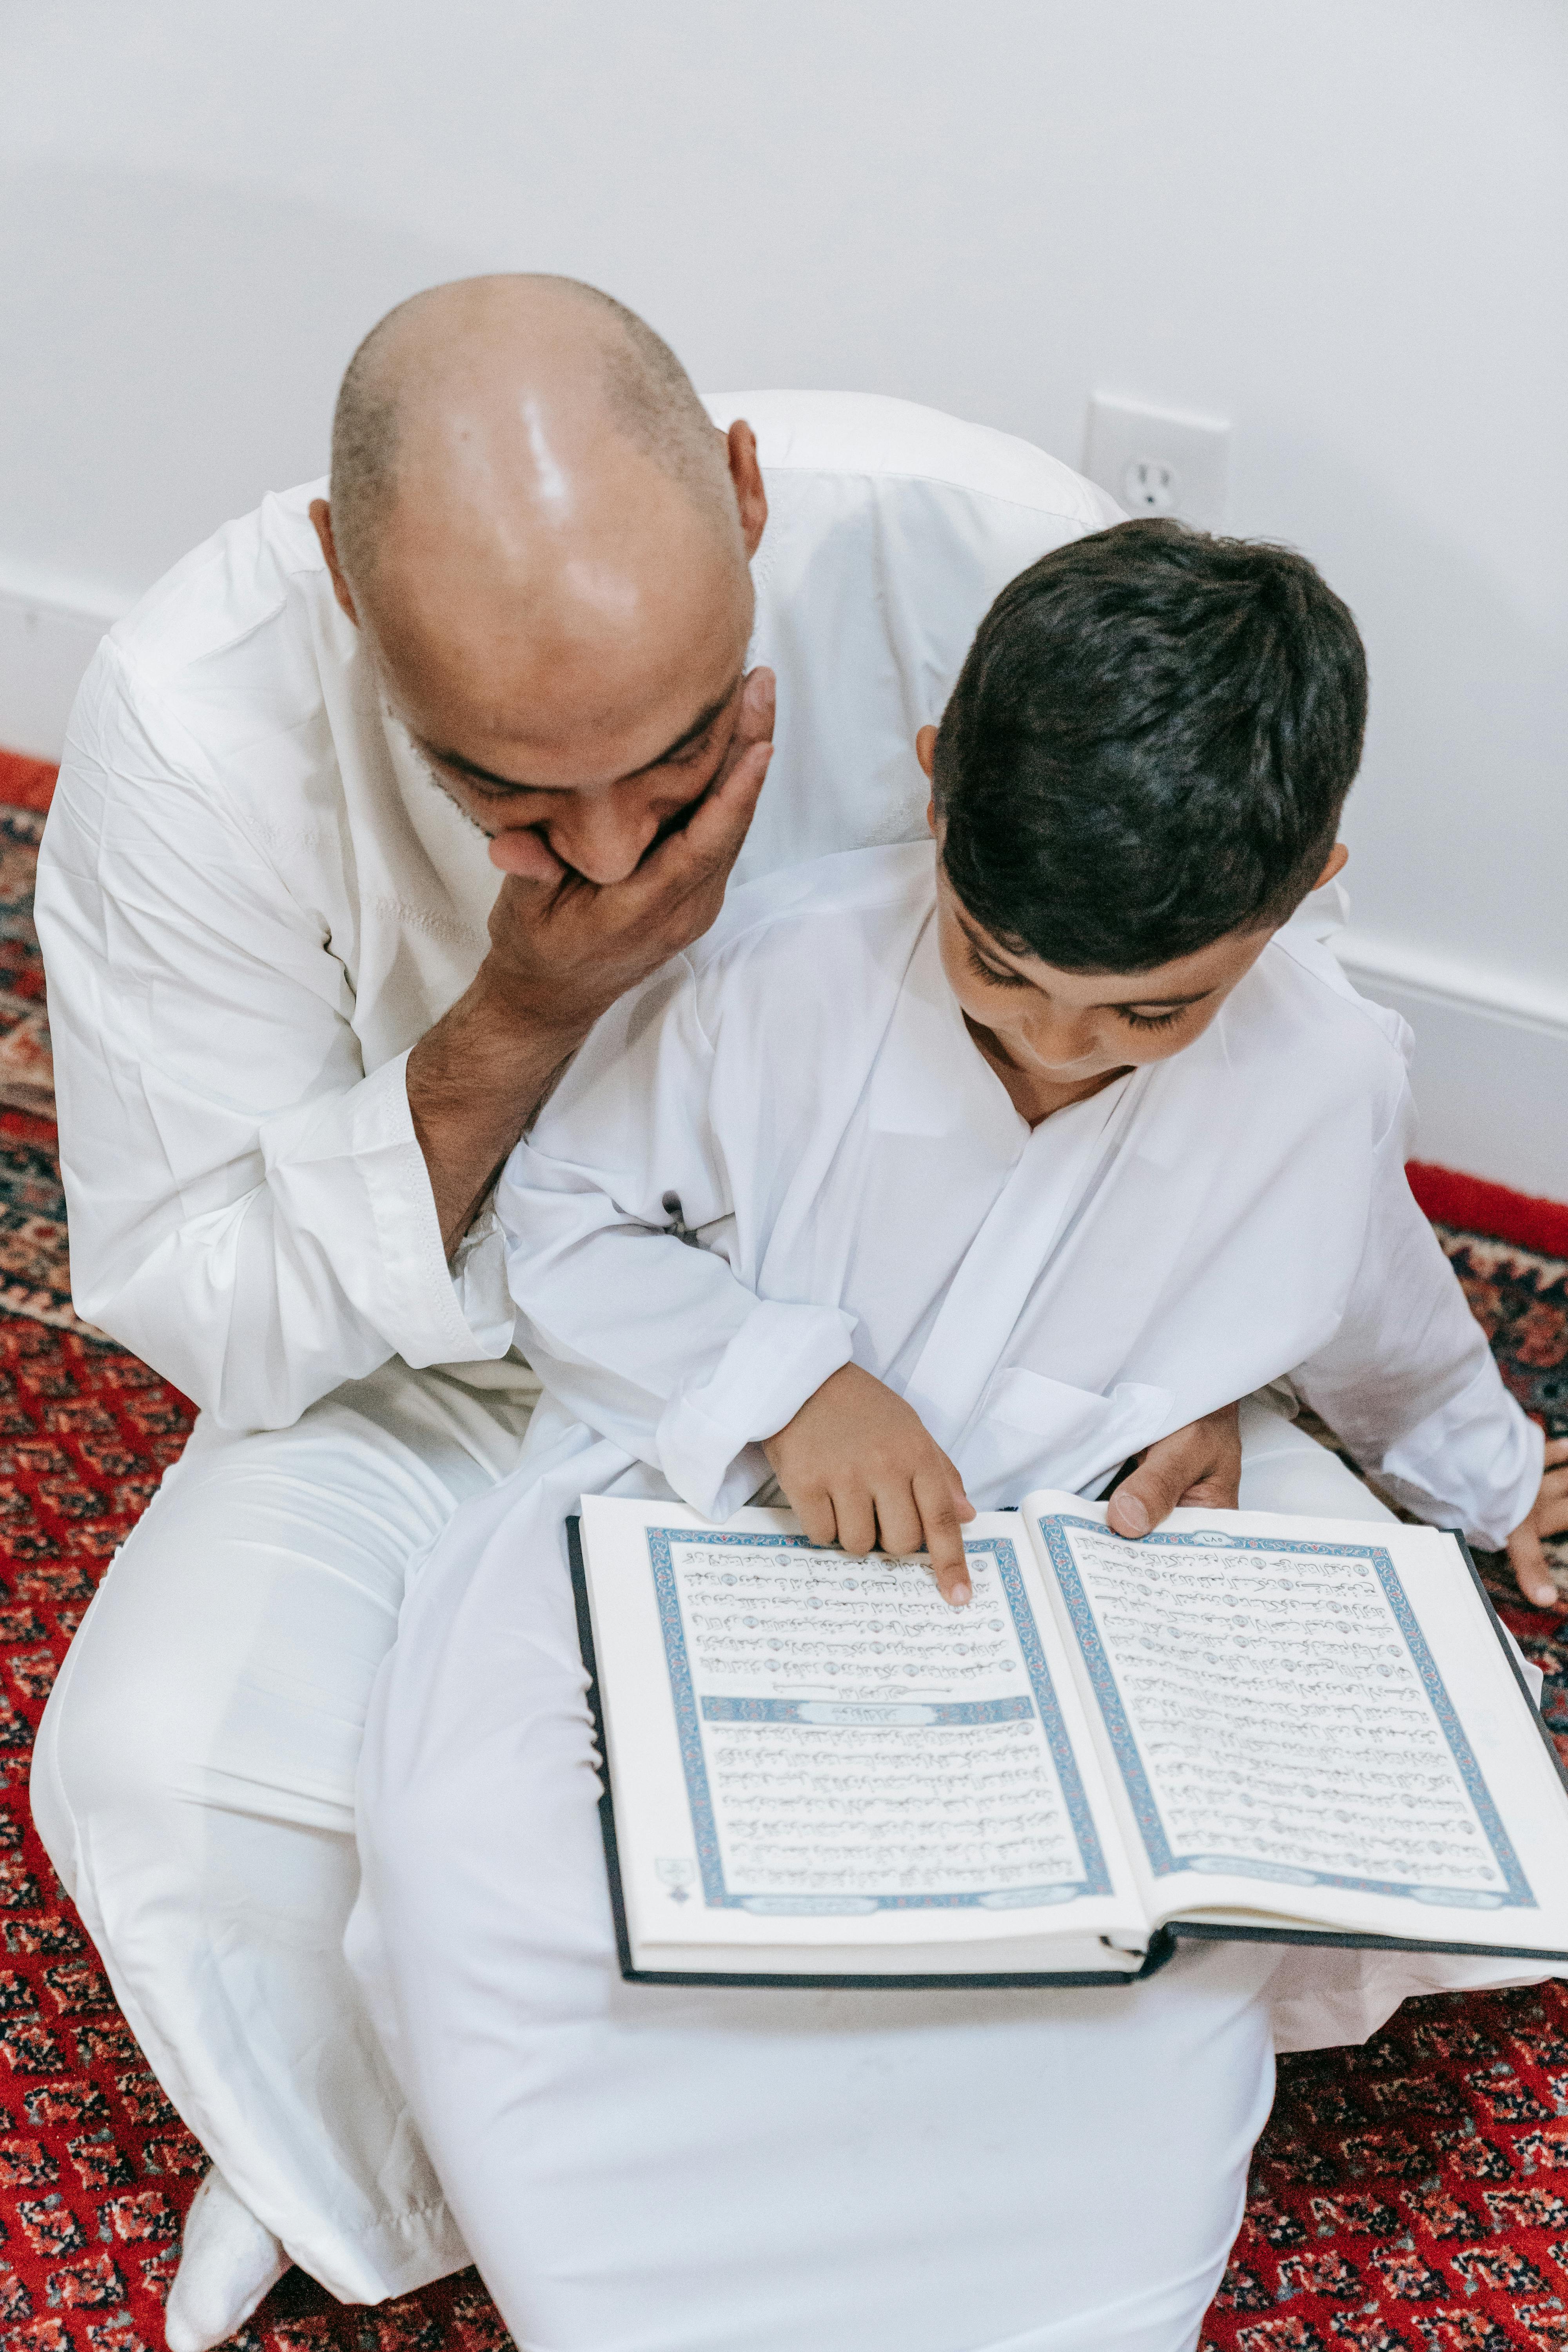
[933,518,1368,973]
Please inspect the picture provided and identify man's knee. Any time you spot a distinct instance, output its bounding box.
[30,1493,229,1904]
[30,1398,458,1904]
[1238,1395,1396,1522]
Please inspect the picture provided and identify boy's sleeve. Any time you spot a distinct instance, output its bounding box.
[1291,1093,1544,1549]
[497,955,856,1520]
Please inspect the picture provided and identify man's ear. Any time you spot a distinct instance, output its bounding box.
[309,499,360,628]
[916,723,938,780]
[724,423,768,558]
[1314,841,1349,889]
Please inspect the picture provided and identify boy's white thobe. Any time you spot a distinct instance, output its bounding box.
[504,841,1536,1544]
[349,842,1541,2352]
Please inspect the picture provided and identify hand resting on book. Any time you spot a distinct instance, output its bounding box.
[760,1371,1247,1609]
[1104,1401,1243,1539]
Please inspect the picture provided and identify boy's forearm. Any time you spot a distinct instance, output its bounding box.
[504,1162,855,1516]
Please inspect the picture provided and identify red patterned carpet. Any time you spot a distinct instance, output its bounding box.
[0,751,1566,2352]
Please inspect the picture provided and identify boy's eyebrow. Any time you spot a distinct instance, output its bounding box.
[414,681,741,797]
[955,910,1216,1007]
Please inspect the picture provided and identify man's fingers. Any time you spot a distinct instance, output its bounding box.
[1105,1475,1152,1540]
[732,664,777,754]
[1108,1439,1196,1539]
[661,668,776,866]
[681,739,773,868]
[602,738,771,943]
[1109,1410,1242,1538]
[487,829,569,882]
[1508,1521,1560,1611]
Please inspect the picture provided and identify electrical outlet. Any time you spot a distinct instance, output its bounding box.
[1083,396,1231,532]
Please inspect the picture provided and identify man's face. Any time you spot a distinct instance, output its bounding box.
[385,628,753,887]
[316,417,768,889]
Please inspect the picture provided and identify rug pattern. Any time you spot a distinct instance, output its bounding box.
[0,1317,512,2352]
[0,811,54,1131]
[0,774,1566,2350]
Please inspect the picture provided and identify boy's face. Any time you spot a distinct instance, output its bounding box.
[930,843,1278,1083]
[915,730,1347,1093]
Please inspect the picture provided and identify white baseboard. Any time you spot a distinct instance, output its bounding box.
[1335,936,1568,1202]
[0,578,123,760]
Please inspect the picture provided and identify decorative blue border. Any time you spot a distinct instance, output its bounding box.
[701,1696,1037,1725]
[646,1526,1112,1910]
[1036,1514,1535,1909]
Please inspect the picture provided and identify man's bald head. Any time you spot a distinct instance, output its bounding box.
[310,275,768,887]
[329,275,733,588]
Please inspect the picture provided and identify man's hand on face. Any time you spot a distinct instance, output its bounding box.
[1105,1403,1243,1537]
[408,666,774,1256]
[480,667,775,1039]
[762,1363,979,1607]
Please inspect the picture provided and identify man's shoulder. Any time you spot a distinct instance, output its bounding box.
[97,481,340,751]
[706,391,1118,530]
[1232,923,1412,1106]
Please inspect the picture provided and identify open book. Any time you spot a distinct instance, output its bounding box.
[569,1491,1568,1987]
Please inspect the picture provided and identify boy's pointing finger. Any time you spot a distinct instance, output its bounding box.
[916,1477,973,1608]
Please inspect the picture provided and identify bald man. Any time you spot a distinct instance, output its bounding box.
[30,279,1393,2352]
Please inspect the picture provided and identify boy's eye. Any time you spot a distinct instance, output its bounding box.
[1118,1005,1184,1033]
[966,942,1029,989]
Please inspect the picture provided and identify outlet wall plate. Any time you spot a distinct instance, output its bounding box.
[1083,395,1231,533]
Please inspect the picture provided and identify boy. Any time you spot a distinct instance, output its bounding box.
[495,520,1544,1583]
[350,523,1560,2352]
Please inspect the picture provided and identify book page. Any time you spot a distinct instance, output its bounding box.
[1027,1499,1568,1946]
[581,1497,1142,1956]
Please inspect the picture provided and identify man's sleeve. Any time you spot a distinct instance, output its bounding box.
[1292,1088,1543,1549]
[35,641,514,1430]
[500,958,856,1520]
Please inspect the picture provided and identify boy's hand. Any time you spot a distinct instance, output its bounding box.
[1507,1436,1568,1609]
[761,1363,978,1606]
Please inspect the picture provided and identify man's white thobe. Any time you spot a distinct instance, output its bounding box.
[348,842,1541,2352]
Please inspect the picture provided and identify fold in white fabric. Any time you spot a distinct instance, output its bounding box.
[350,1421,1284,2352]
[348,1401,1548,2352]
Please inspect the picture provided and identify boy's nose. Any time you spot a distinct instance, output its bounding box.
[1023,1005,1100,1070]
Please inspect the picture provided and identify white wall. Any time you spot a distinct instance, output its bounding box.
[1,0,1564,1191]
